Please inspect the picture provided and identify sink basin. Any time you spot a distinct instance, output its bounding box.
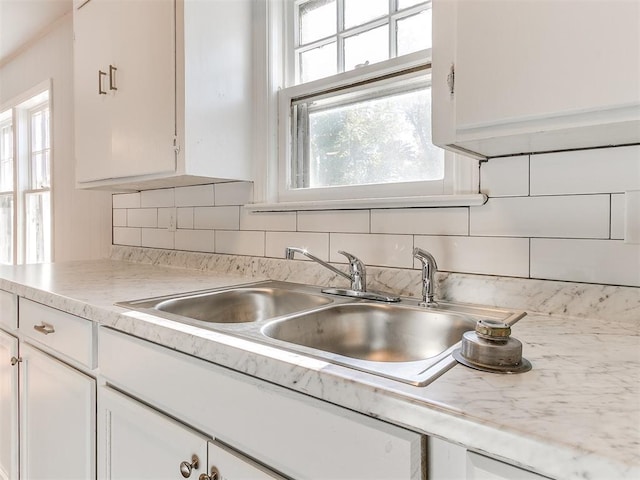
[117,284,332,324]
[262,303,478,362]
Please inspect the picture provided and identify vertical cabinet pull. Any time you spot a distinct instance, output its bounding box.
[98,70,107,95]
[109,64,118,91]
[33,322,55,335]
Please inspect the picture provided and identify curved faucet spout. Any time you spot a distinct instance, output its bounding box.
[284,247,353,284]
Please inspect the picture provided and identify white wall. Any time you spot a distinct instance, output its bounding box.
[0,13,112,262]
[112,144,640,287]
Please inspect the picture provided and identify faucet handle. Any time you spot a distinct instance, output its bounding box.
[337,251,366,292]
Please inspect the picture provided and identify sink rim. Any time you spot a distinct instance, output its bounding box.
[115,279,527,386]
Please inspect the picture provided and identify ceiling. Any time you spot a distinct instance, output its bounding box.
[0,0,73,66]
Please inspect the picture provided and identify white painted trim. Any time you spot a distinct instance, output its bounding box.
[245,193,487,212]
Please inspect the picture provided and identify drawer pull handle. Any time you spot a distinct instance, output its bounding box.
[179,454,200,478]
[34,322,55,335]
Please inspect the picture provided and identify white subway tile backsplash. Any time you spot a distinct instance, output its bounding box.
[330,234,413,268]
[177,208,194,229]
[113,209,127,227]
[240,208,296,231]
[194,206,240,230]
[142,229,175,249]
[531,239,640,286]
[127,209,158,228]
[414,236,529,277]
[625,190,640,244]
[215,182,253,206]
[140,189,174,207]
[530,145,640,195]
[112,193,140,209]
[215,231,265,256]
[611,194,625,240]
[480,155,529,197]
[175,185,215,207]
[298,210,369,233]
[111,145,638,287]
[265,232,330,259]
[371,208,468,235]
[175,230,215,252]
[470,195,610,238]
[157,208,173,229]
[113,227,141,246]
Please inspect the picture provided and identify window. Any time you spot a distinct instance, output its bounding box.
[0,87,52,265]
[276,0,456,204]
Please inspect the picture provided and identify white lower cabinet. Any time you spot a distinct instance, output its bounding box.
[19,343,96,480]
[99,327,425,480]
[98,386,282,480]
[429,438,550,480]
[0,330,19,480]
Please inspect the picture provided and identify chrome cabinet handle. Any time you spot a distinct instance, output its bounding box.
[179,455,200,478]
[98,70,107,95]
[33,322,55,335]
[198,466,219,480]
[109,64,117,91]
[10,356,21,366]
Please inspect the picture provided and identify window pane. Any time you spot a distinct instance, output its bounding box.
[397,10,432,55]
[299,0,336,45]
[0,195,13,265]
[299,42,337,83]
[344,25,389,72]
[0,122,13,192]
[25,191,51,264]
[30,151,50,190]
[30,107,51,189]
[398,0,426,9]
[344,0,388,29]
[297,86,444,189]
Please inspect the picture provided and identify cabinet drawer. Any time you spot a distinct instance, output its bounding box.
[0,290,17,331]
[19,298,96,369]
[100,327,425,480]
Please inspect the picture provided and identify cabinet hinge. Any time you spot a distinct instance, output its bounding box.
[447,64,455,96]
[173,137,181,155]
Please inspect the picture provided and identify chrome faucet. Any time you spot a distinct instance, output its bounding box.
[285,247,399,302]
[413,247,438,307]
[285,247,366,292]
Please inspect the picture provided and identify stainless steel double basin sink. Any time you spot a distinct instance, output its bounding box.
[117,280,526,386]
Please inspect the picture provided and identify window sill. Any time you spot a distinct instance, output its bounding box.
[245,194,488,212]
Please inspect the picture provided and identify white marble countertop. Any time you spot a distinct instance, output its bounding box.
[0,258,638,480]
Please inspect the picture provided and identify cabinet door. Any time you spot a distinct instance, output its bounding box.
[108,0,176,179]
[206,441,283,480]
[0,331,18,480]
[19,343,96,480]
[432,0,640,158]
[467,452,549,480]
[98,386,208,480]
[74,0,176,183]
[74,0,114,182]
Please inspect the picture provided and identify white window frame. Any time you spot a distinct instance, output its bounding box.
[249,0,484,211]
[0,80,53,265]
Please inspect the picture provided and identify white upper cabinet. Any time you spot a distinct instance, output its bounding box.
[432,0,640,159]
[74,0,254,190]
